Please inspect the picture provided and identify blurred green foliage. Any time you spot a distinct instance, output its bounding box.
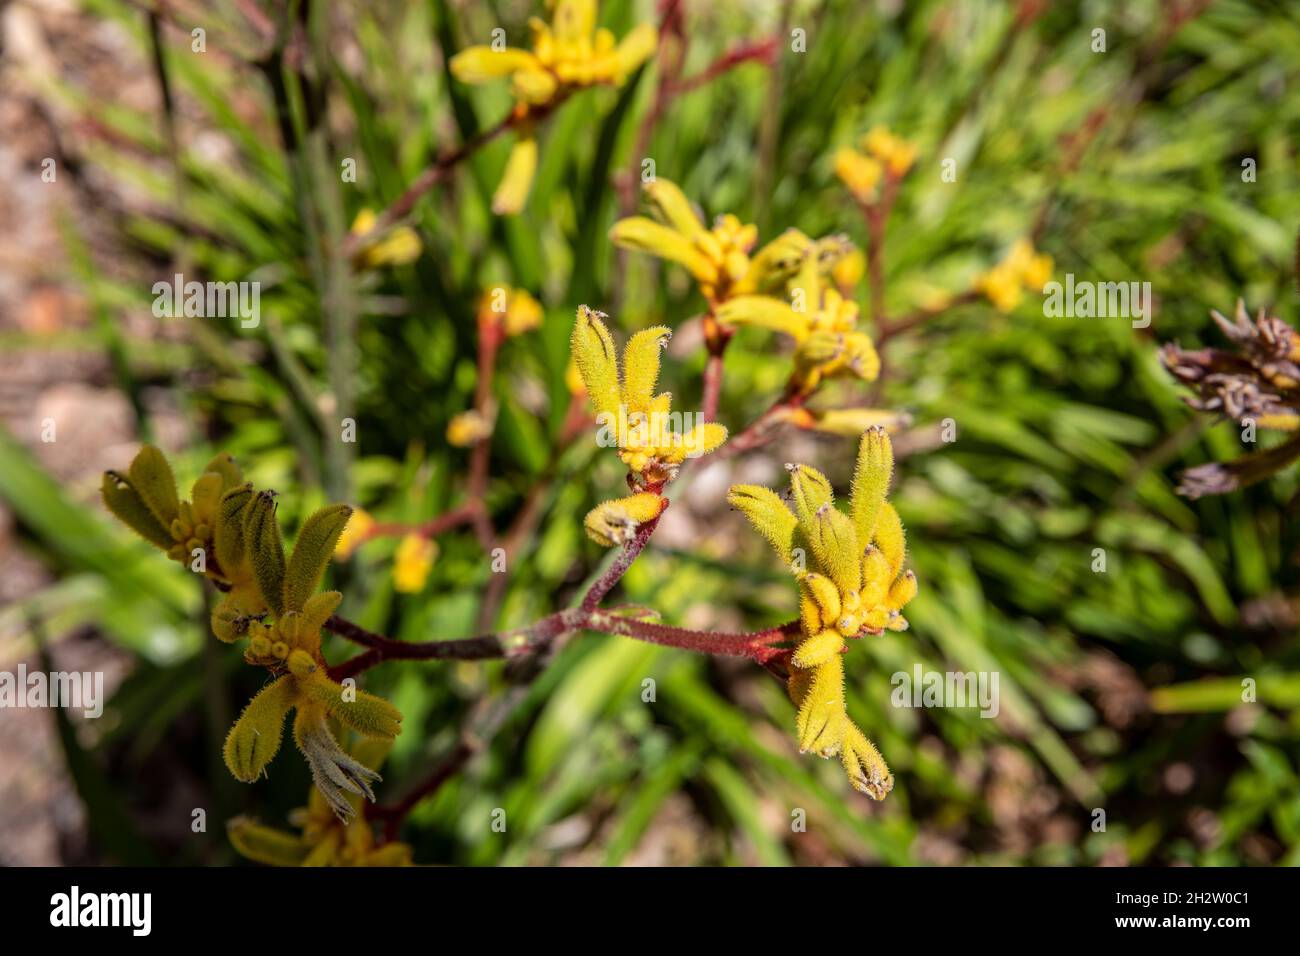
[3,0,1300,865]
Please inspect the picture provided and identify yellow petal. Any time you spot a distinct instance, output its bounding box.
[714,295,808,340]
[609,216,718,282]
[492,135,538,215]
[613,22,658,78]
[551,0,596,43]
[393,534,436,593]
[449,47,541,84]
[643,178,704,237]
[803,407,910,437]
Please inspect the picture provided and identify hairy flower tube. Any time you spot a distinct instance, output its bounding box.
[449,0,656,214]
[228,740,413,866]
[101,445,248,583]
[218,492,403,820]
[1161,300,1300,497]
[570,305,727,490]
[610,178,832,305]
[715,258,880,395]
[974,239,1053,313]
[727,427,916,798]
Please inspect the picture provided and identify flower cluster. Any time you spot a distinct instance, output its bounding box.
[103,447,403,821]
[727,427,916,798]
[612,177,875,396]
[611,178,837,307]
[833,125,917,202]
[571,305,727,499]
[1161,300,1300,498]
[974,239,1053,313]
[450,0,657,214]
[228,740,413,866]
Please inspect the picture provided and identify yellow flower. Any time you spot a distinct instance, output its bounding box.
[228,740,414,866]
[975,239,1053,313]
[727,427,914,798]
[834,146,883,203]
[393,534,437,593]
[716,278,880,394]
[349,209,421,268]
[570,305,727,488]
[102,445,249,585]
[861,125,917,177]
[611,179,836,304]
[449,1,657,215]
[334,508,375,560]
[478,286,543,337]
[214,493,404,819]
[447,410,493,447]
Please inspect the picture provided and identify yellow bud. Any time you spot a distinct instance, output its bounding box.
[802,572,842,623]
[792,629,844,669]
[393,534,437,593]
[446,410,493,447]
[584,493,664,547]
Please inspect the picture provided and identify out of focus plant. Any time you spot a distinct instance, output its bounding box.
[1162,300,1300,498]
